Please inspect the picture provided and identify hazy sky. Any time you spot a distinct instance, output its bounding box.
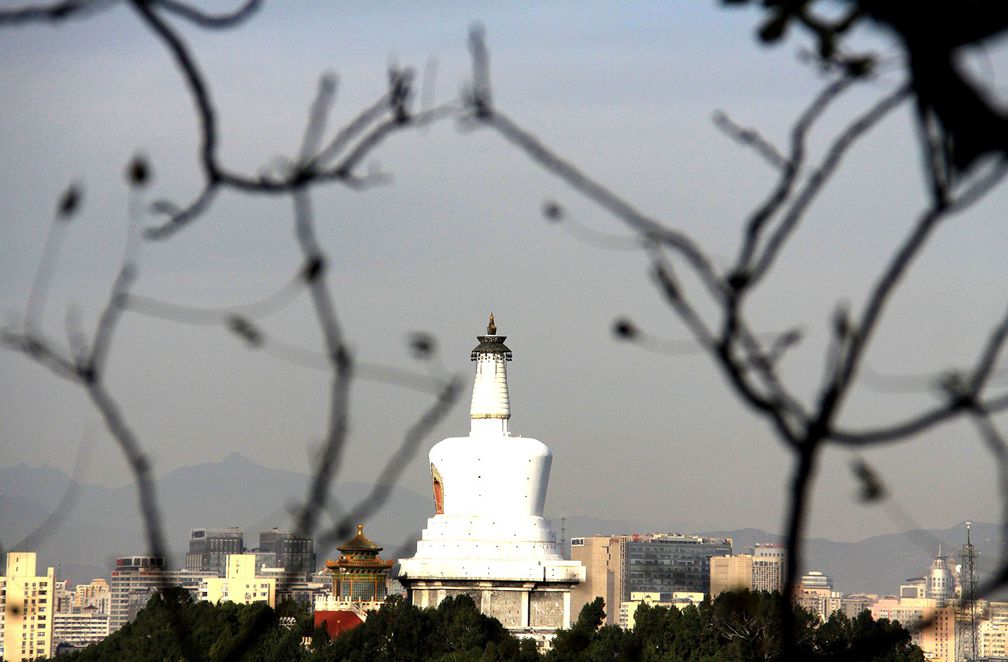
[2,2,1007,544]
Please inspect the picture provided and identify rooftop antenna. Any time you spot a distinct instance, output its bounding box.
[561,512,567,556]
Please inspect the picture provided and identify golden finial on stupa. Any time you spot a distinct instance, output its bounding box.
[487,313,496,335]
[357,524,364,536]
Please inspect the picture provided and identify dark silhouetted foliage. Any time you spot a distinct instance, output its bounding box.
[64,587,310,662]
[314,594,529,662]
[61,586,923,662]
[547,592,923,662]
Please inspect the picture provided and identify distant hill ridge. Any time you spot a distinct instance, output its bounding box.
[0,455,999,597]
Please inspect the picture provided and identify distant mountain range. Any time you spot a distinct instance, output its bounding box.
[1,454,1001,598]
[0,453,432,584]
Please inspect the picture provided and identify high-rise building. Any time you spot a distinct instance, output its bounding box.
[797,571,842,621]
[872,598,955,661]
[258,529,317,576]
[570,536,623,625]
[926,548,955,607]
[710,555,753,597]
[186,527,244,576]
[900,577,926,599]
[109,555,167,631]
[623,534,732,598]
[53,579,74,613]
[709,544,784,598]
[74,578,111,614]
[978,611,1008,659]
[751,543,785,592]
[840,593,877,618]
[163,568,217,603]
[574,533,731,626]
[1,552,56,662]
[202,554,276,608]
[799,570,832,591]
[258,528,287,555]
[52,611,110,654]
[399,316,585,641]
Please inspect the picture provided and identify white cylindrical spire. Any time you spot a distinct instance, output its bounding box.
[469,314,512,435]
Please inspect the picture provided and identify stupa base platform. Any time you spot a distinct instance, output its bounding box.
[402,577,576,632]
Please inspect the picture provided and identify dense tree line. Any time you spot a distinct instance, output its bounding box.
[550,595,923,662]
[60,589,923,661]
[62,588,309,662]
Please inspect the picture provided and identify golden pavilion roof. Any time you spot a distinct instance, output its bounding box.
[337,524,382,553]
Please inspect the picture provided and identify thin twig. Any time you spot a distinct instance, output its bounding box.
[732,77,852,275]
[0,0,113,24]
[712,110,789,171]
[124,272,306,324]
[155,0,261,29]
[483,110,722,299]
[290,189,352,539]
[748,85,909,285]
[318,376,462,546]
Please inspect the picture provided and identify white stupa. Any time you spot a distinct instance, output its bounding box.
[398,314,584,636]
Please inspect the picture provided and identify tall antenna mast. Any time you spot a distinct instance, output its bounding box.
[957,521,978,662]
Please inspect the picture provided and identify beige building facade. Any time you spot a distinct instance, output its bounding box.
[1,552,56,662]
[619,591,704,630]
[570,536,624,625]
[202,554,276,608]
[74,578,111,614]
[979,613,1008,658]
[709,545,784,598]
[709,555,753,597]
[871,596,955,661]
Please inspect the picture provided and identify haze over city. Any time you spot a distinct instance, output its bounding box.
[3,0,1007,559]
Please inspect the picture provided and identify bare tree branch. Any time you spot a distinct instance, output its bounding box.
[732,77,852,276]
[318,375,462,546]
[0,0,112,24]
[289,189,352,539]
[155,0,260,29]
[747,85,909,286]
[713,110,789,171]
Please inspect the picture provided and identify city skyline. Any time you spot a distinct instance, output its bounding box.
[2,451,995,603]
[2,2,1007,560]
[0,521,990,659]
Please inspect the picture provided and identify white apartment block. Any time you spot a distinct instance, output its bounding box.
[52,611,111,651]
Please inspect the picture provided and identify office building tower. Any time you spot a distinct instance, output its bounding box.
[109,555,166,631]
[259,529,317,576]
[570,536,623,625]
[623,534,732,598]
[574,533,731,625]
[74,578,111,614]
[751,543,785,592]
[186,527,244,576]
[710,555,753,597]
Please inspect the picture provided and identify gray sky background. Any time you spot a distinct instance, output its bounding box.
[2,2,1007,543]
